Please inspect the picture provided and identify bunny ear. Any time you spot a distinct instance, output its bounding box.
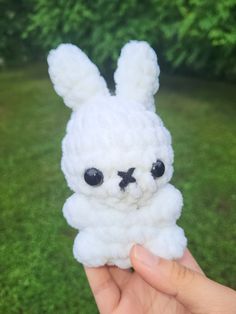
[114,41,160,111]
[47,44,109,110]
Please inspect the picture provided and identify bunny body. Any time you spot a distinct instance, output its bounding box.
[48,41,187,268]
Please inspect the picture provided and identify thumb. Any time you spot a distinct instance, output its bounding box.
[130,245,236,313]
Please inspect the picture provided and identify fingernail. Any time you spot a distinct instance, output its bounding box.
[133,245,159,268]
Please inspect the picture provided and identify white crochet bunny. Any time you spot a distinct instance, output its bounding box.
[48,41,187,269]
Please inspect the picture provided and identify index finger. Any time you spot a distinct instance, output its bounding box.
[84,266,120,314]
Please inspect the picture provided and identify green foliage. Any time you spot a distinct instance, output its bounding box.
[1,0,236,78]
[24,0,236,79]
[0,0,37,64]
[161,0,236,78]
[0,64,236,312]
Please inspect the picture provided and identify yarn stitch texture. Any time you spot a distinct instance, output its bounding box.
[48,41,187,268]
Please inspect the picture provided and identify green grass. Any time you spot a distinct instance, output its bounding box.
[0,65,235,313]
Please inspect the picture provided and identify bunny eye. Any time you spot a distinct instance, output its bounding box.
[84,168,104,186]
[151,160,165,179]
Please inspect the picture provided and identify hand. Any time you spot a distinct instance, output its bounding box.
[85,246,236,314]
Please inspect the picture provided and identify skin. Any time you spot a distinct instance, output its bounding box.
[85,246,236,314]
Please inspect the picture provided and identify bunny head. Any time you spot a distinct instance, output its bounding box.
[48,41,174,209]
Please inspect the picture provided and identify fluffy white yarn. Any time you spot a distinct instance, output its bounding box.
[114,41,160,111]
[48,43,109,110]
[48,41,187,269]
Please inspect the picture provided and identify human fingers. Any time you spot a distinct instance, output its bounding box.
[85,266,120,314]
[130,245,236,313]
[108,266,132,289]
[178,248,204,275]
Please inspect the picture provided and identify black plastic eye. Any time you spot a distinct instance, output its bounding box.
[84,168,104,186]
[151,159,165,179]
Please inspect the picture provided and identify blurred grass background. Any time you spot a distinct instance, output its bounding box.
[1,0,236,312]
[0,64,235,313]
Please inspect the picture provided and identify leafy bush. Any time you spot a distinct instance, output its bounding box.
[0,0,38,65]
[1,0,236,79]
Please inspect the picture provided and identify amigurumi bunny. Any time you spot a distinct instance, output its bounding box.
[48,41,187,269]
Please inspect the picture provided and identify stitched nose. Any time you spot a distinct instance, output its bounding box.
[117,167,136,190]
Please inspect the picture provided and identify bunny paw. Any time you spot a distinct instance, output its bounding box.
[145,226,187,260]
[73,232,107,267]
